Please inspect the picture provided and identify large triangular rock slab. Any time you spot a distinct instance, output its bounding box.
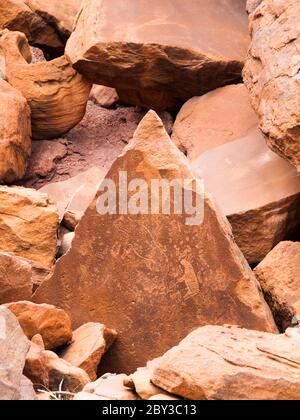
[34,111,277,374]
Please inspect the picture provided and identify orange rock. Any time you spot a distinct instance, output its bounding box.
[90,85,119,109]
[5,301,72,350]
[173,84,300,264]
[255,242,300,332]
[24,335,49,389]
[33,111,276,374]
[59,323,117,381]
[66,0,250,111]
[243,0,300,170]
[0,80,31,184]
[152,325,300,400]
[0,29,91,139]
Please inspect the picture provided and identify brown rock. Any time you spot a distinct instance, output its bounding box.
[173,85,300,264]
[0,186,59,268]
[24,335,49,389]
[90,85,119,109]
[0,252,32,304]
[77,374,138,400]
[255,241,300,332]
[152,325,300,400]
[243,0,300,170]
[0,29,91,139]
[66,0,250,111]
[0,80,31,184]
[0,0,81,57]
[59,323,117,381]
[34,111,276,374]
[5,301,72,350]
[0,306,30,400]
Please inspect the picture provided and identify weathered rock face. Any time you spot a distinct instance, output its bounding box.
[0,0,81,57]
[34,111,276,374]
[24,335,49,389]
[66,0,250,111]
[90,85,120,109]
[243,0,300,171]
[0,186,58,268]
[0,306,30,400]
[255,242,300,332]
[5,301,73,350]
[173,85,300,264]
[0,29,92,139]
[0,253,33,304]
[0,80,31,184]
[59,323,117,381]
[152,325,300,400]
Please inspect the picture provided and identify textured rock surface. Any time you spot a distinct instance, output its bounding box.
[0,253,33,304]
[66,0,250,111]
[152,325,300,400]
[173,85,300,264]
[17,375,36,400]
[243,0,300,170]
[0,306,30,400]
[0,0,81,57]
[24,335,49,389]
[255,242,300,332]
[60,323,117,381]
[0,186,58,268]
[76,374,138,400]
[34,111,276,374]
[5,301,72,350]
[90,85,119,109]
[0,29,91,139]
[0,80,31,184]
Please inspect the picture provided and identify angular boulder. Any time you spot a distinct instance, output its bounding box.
[24,334,49,389]
[66,0,250,111]
[90,85,119,109]
[173,85,300,264]
[152,325,300,400]
[0,253,33,304]
[5,301,72,350]
[34,111,276,374]
[0,186,58,268]
[255,241,300,332]
[0,80,31,184]
[0,29,91,139]
[59,323,117,381]
[243,0,300,170]
[0,306,30,400]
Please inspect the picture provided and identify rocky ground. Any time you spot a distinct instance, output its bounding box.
[0,0,300,401]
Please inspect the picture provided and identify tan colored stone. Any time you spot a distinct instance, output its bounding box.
[0,306,30,400]
[24,335,49,389]
[58,231,74,257]
[90,85,119,109]
[173,85,300,264]
[255,242,300,332]
[0,0,81,56]
[0,80,31,184]
[60,323,117,381]
[17,375,37,400]
[243,0,300,170]
[0,186,58,268]
[5,301,72,350]
[0,29,91,140]
[44,350,90,393]
[152,325,300,400]
[66,0,250,111]
[79,374,138,400]
[34,111,276,374]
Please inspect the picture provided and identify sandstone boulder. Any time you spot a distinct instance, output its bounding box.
[24,334,49,389]
[0,306,30,400]
[152,325,300,400]
[0,253,32,304]
[173,85,300,264]
[90,85,120,109]
[0,80,31,184]
[59,323,117,381]
[243,0,300,170]
[0,0,81,57]
[17,375,36,400]
[255,242,300,332]
[66,0,250,111]
[34,111,276,374]
[0,29,91,139]
[0,186,58,268]
[5,301,72,350]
